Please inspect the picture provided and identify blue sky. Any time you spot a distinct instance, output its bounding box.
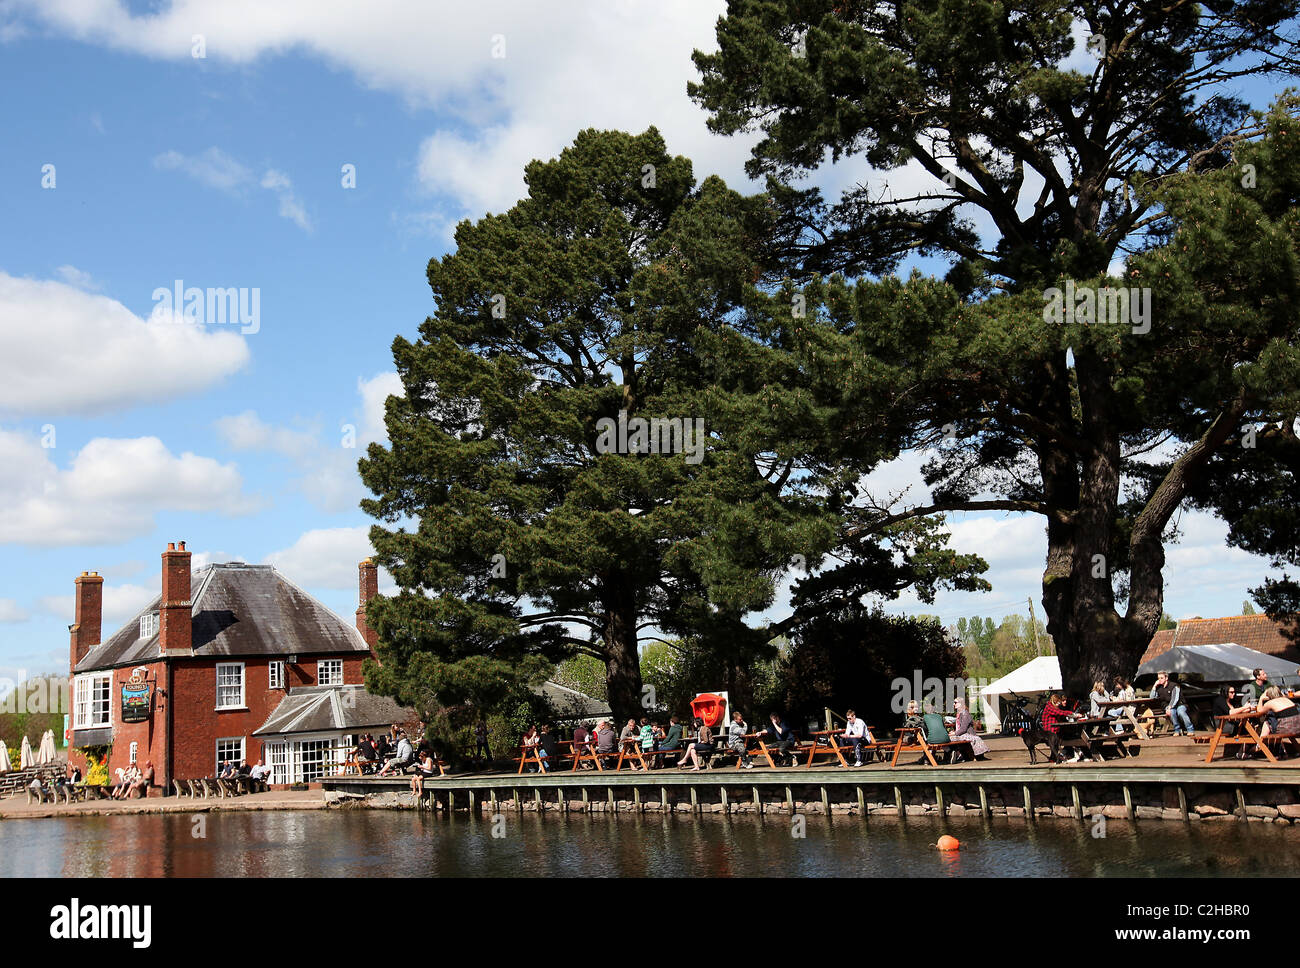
[0,1,1287,685]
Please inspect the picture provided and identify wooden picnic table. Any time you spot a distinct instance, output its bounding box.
[1204,709,1280,763]
[804,727,888,767]
[1093,696,1164,740]
[1054,715,1135,761]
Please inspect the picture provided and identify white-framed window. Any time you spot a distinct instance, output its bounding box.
[293,738,334,782]
[216,662,245,709]
[317,658,343,686]
[216,737,245,774]
[268,660,284,690]
[129,741,138,764]
[139,611,158,639]
[266,741,288,785]
[73,673,112,729]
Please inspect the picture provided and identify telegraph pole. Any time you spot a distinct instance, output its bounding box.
[1027,596,1042,656]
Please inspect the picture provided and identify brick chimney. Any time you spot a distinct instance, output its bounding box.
[69,571,104,671]
[356,558,378,650]
[160,541,192,655]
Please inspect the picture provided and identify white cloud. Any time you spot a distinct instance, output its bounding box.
[265,526,380,590]
[0,271,249,417]
[154,148,312,231]
[0,430,262,546]
[55,265,100,291]
[0,599,28,623]
[214,410,318,458]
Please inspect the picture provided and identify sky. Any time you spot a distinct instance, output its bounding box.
[0,0,1287,686]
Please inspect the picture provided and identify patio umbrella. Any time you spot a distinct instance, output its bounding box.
[38,729,56,764]
[19,735,33,769]
[0,743,10,773]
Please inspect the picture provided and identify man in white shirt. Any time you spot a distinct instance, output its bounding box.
[841,710,872,767]
[249,759,272,783]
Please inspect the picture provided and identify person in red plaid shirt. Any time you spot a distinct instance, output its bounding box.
[1040,694,1076,733]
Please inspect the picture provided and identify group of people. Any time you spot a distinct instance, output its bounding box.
[900,698,991,763]
[217,758,272,785]
[108,761,154,799]
[350,723,445,795]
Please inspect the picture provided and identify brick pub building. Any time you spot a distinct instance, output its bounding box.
[68,541,408,791]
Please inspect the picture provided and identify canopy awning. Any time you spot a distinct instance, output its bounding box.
[1135,643,1300,685]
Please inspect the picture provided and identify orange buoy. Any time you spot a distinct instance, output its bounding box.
[936,835,960,851]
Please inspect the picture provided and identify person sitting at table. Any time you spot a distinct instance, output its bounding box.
[1089,680,1112,717]
[249,759,273,785]
[355,735,378,774]
[519,725,540,772]
[373,733,392,762]
[658,716,684,757]
[1110,676,1136,733]
[758,712,799,767]
[639,717,659,769]
[409,751,439,797]
[572,723,592,769]
[113,764,141,799]
[1256,686,1300,755]
[841,709,871,767]
[1153,671,1194,736]
[617,718,643,771]
[726,710,752,769]
[949,697,990,761]
[593,721,618,770]
[538,724,560,772]
[1243,668,1272,706]
[127,761,154,798]
[1039,693,1084,761]
[902,699,924,731]
[677,717,715,771]
[378,730,414,776]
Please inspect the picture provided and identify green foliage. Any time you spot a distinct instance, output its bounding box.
[780,605,966,730]
[77,746,110,786]
[960,614,1054,682]
[550,655,608,702]
[639,638,782,720]
[0,675,67,752]
[360,127,847,722]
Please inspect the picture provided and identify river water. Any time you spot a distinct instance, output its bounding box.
[3,810,1299,877]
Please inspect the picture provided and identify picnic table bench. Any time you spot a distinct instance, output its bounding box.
[1202,709,1299,763]
[1093,696,1165,739]
[888,726,974,767]
[803,728,893,767]
[1053,716,1136,761]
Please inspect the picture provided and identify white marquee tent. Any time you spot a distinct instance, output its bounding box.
[979,655,1062,731]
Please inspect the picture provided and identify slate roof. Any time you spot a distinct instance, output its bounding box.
[76,563,368,673]
[1140,614,1300,665]
[254,685,413,737]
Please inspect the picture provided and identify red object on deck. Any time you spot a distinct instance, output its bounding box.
[691,693,728,728]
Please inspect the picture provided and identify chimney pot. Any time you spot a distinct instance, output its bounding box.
[167,542,175,552]
[179,540,186,551]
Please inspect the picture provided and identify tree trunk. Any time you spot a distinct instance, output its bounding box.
[602,585,643,723]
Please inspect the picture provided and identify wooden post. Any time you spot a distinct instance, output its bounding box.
[1178,786,1188,822]
[856,786,865,817]
[448,790,454,812]
[894,785,904,817]
[661,786,667,812]
[720,786,728,813]
[935,785,945,816]
[1023,785,1032,817]
[513,788,522,813]
[534,788,542,811]
[754,786,762,815]
[785,786,793,814]
[582,787,589,810]
[468,790,475,814]
[978,785,989,819]
[1071,784,1082,821]
[1123,785,1134,821]
[1236,787,1246,820]
[633,787,641,811]
[690,787,698,812]
[821,786,830,816]
[559,788,567,814]
[608,787,616,812]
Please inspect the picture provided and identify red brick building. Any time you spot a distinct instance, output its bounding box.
[1140,613,1300,666]
[68,542,407,790]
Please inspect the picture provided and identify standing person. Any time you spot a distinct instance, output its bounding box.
[474,718,492,763]
[758,712,799,768]
[676,717,714,771]
[841,709,871,767]
[727,710,752,769]
[1153,671,1194,735]
[949,698,989,761]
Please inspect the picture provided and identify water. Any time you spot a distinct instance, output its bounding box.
[3,810,1298,877]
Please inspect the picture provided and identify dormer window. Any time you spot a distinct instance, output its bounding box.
[140,611,159,639]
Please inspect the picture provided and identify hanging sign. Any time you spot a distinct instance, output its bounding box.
[121,667,152,723]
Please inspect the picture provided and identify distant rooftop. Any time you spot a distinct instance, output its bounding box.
[76,563,368,672]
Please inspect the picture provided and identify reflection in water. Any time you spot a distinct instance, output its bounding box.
[1,810,1297,878]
